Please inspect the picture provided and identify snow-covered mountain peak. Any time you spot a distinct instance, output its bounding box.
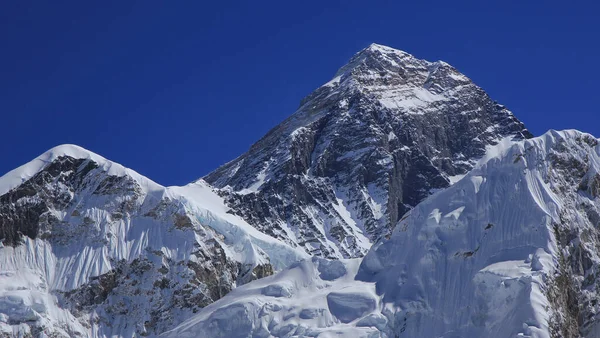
[0,144,162,198]
[0,145,307,337]
[204,44,531,259]
[367,42,403,51]
[332,43,415,77]
[332,43,468,93]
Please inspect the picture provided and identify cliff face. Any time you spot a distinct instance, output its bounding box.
[0,43,542,337]
[204,43,531,258]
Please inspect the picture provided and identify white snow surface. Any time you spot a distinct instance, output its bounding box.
[161,257,380,338]
[167,129,600,337]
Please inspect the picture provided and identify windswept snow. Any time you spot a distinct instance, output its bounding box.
[203,42,530,259]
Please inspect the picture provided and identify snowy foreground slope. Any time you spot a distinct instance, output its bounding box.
[165,130,600,338]
[0,145,307,337]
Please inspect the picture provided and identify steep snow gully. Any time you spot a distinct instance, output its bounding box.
[2,43,598,337]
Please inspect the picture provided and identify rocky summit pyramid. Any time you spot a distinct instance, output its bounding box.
[204,43,531,259]
[0,43,539,337]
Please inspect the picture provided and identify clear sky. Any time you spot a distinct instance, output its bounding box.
[2,1,599,185]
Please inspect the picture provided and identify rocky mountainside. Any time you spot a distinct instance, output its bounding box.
[165,129,600,338]
[0,145,306,337]
[204,43,531,259]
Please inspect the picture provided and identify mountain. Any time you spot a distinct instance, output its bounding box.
[0,145,306,337]
[204,43,531,259]
[164,129,600,338]
[0,43,539,337]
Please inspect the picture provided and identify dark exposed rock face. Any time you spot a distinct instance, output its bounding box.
[0,157,96,246]
[204,43,532,258]
[61,240,244,336]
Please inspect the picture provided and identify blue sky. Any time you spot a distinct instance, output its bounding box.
[2,1,599,185]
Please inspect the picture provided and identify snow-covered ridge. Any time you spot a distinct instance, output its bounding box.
[204,43,531,259]
[171,181,309,270]
[169,129,600,337]
[0,143,306,268]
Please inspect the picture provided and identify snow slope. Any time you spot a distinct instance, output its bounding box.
[161,258,381,338]
[167,129,600,337]
[0,145,307,337]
